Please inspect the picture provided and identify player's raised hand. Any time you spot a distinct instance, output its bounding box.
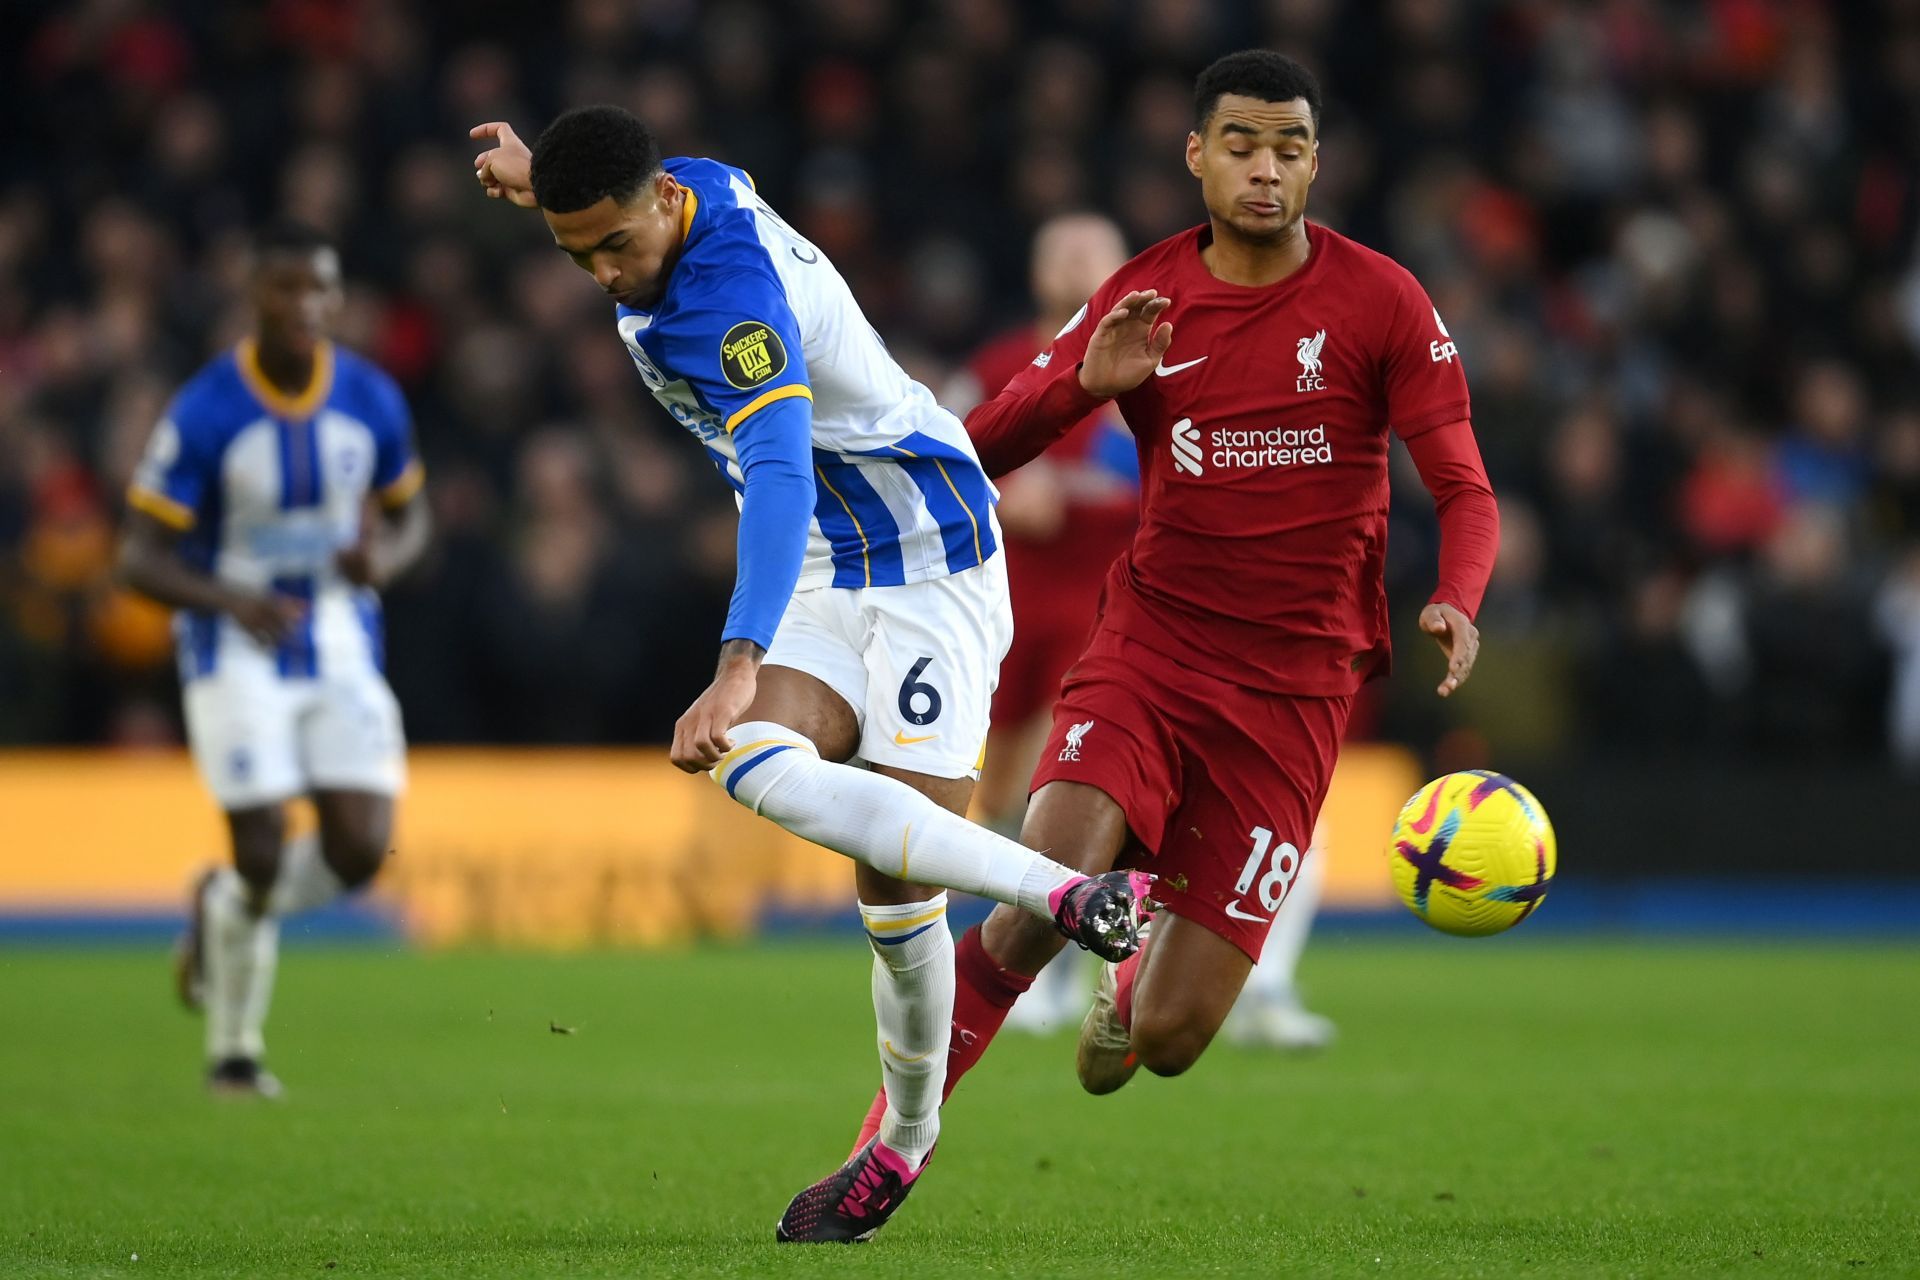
[1419,602,1479,698]
[1078,290,1174,399]
[671,659,760,773]
[470,122,538,208]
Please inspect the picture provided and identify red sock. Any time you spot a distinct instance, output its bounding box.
[943,922,1035,1096]
[853,923,1034,1154]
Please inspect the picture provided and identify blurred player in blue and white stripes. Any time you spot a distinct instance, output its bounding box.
[118,222,430,1098]
[471,106,1147,1241]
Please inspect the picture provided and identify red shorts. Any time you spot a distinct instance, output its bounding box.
[1029,627,1353,960]
[991,603,1097,727]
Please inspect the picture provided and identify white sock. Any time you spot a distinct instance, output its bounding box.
[861,895,953,1164]
[715,722,1080,918]
[203,869,278,1062]
[1247,836,1325,1002]
[202,832,339,1064]
[267,833,345,917]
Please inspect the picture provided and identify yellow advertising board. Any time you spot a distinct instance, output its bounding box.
[0,746,1417,944]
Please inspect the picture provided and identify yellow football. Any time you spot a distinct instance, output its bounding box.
[1388,771,1556,936]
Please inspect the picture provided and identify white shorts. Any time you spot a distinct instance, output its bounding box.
[765,553,1013,779]
[183,665,407,810]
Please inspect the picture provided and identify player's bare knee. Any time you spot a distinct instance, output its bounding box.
[1020,782,1130,876]
[227,810,285,896]
[855,863,937,907]
[1130,1006,1213,1078]
[230,847,279,897]
[321,827,389,890]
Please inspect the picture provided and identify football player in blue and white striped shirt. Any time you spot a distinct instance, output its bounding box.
[472,107,1146,1240]
[118,222,430,1099]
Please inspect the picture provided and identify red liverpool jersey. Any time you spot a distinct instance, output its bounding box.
[969,222,1474,697]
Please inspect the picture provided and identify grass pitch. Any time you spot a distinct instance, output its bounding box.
[0,937,1915,1277]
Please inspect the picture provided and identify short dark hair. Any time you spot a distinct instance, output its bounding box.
[253,219,334,259]
[1194,49,1322,131]
[531,105,664,213]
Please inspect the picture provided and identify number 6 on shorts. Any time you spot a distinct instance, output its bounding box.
[897,656,942,726]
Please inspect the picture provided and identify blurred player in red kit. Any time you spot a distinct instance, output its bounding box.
[949,214,1140,1036]
[953,213,1139,838]
[857,48,1499,1141]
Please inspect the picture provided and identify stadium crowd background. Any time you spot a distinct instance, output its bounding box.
[4,0,1919,777]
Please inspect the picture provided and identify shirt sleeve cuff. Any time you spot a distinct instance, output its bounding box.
[377,459,425,508]
[1426,591,1475,621]
[126,487,196,530]
[1043,361,1109,420]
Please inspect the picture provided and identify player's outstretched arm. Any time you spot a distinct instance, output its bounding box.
[1403,419,1499,697]
[470,122,538,208]
[966,290,1170,478]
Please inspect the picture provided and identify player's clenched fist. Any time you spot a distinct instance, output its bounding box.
[470,122,538,208]
[1419,601,1479,698]
[1077,289,1174,399]
[670,657,760,773]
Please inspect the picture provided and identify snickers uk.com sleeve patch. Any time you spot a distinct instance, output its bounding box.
[719,320,788,389]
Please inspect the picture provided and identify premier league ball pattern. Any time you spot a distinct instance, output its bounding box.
[1389,770,1556,937]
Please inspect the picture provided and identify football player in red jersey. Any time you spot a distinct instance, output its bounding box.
[957,213,1139,839]
[954,213,1139,1034]
[855,48,1498,1145]
[968,214,1343,1048]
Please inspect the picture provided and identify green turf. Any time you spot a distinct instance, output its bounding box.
[0,938,1915,1277]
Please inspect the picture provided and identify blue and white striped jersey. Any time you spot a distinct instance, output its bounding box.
[616,157,1000,591]
[128,340,422,683]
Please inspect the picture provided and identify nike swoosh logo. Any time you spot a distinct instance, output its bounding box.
[1154,357,1207,377]
[1224,899,1268,923]
[893,731,939,746]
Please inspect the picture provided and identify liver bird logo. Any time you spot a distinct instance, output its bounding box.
[1296,329,1327,378]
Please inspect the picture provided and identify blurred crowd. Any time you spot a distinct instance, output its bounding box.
[4,0,1920,771]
